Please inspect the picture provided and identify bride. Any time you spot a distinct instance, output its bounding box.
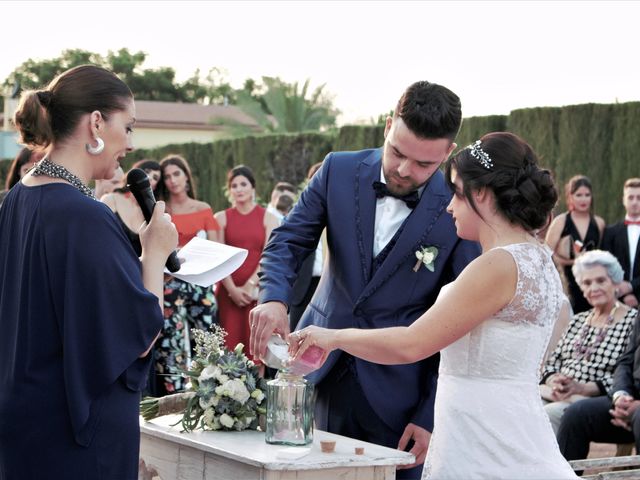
[289,132,579,479]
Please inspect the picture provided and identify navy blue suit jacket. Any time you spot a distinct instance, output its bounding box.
[602,222,640,297]
[259,148,480,433]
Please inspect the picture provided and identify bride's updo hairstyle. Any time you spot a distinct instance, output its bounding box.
[13,65,132,148]
[445,132,558,232]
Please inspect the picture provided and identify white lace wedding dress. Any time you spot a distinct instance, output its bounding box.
[422,243,579,479]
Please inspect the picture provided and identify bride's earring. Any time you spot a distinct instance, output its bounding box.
[86,137,105,155]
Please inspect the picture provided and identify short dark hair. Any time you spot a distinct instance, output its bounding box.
[276,192,295,214]
[624,178,640,190]
[227,165,256,189]
[159,154,197,199]
[445,132,558,232]
[394,81,462,141]
[273,181,295,194]
[14,64,132,148]
[307,162,322,180]
[132,159,161,172]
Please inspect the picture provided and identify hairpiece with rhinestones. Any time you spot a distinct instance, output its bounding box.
[468,140,494,170]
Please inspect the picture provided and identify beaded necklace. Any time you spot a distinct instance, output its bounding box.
[573,302,619,361]
[31,158,95,199]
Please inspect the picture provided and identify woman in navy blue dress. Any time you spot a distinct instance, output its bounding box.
[0,65,178,479]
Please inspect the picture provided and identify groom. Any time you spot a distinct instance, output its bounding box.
[250,81,480,479]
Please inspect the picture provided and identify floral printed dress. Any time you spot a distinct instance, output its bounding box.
[153,208,220,395]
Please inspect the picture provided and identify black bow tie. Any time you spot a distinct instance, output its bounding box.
[372,181,420,209]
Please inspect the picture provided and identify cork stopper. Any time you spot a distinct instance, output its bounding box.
[320,440,336,453]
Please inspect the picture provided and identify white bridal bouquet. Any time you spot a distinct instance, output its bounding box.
[140,325,267,432]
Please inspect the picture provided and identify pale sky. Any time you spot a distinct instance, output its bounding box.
[2,1,639,125]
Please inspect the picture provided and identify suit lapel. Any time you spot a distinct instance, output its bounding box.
[359,170,450,301]
[631,225,640,278]
[619,223,632,279]
[355,149,382,286]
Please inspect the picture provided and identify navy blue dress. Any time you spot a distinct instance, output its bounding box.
[0,182,163,479]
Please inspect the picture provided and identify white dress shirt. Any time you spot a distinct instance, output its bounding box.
[626,220,640,277]
[373,169,425,257]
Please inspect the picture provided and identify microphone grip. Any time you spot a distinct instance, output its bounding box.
[131,189,181,273]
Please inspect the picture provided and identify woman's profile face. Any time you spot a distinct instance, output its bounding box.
[569,186,592,213]
[97,98,136,179]
[577,264,615,308]
[145,168,161,191]
[229,174,254,204]
[446,169,477,241]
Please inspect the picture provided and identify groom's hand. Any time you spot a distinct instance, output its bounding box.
[397,423,430,469]
[249,301,289,359]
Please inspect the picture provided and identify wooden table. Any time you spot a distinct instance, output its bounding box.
[140,415,415,479]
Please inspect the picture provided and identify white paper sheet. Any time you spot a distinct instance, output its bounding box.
[165,237,248,287]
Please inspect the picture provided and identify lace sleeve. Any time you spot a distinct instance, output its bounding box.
[494,244,564,329]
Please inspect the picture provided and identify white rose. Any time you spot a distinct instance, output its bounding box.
[216,373,229,384]
[228,378,251,404]
[219,413,235,429]
[422,251,434,264]
[415,250,424,260]
[199,365,221,382]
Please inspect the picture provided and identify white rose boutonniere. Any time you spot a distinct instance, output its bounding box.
[413,246,439,272]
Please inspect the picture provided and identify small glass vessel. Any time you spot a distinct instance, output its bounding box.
[265,370,314,445]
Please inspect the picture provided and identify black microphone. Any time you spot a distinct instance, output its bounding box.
[127,168,181,273]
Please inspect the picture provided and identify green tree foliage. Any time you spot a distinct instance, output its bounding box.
[1,48,236,107]
[2,48,105,94]
[237,77,339,133]
[2,51,340,132]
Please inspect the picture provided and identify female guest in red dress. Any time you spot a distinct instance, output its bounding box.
[215,165,279,357]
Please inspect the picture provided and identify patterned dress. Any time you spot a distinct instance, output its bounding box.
[542,308,637,393]
[154,208,220,395]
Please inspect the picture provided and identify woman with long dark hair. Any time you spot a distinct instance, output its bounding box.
[214,165,279,359]
[153,154,220,395]
[546,175,605,313]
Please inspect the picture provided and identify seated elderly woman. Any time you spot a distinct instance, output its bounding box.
[541,250,638,434]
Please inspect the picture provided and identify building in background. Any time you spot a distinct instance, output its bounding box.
[1,95,262,159]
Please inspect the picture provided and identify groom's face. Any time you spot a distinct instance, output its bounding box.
[382,117,455,196]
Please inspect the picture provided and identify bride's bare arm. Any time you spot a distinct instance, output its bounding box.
[290,248,517,364]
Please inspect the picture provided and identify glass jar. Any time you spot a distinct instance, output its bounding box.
[265,370,314,445]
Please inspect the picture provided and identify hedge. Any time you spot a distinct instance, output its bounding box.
[2,101,638,221]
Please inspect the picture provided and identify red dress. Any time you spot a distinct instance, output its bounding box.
[216,205,266,357]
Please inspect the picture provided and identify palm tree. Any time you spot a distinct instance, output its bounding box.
[237,77,339,133]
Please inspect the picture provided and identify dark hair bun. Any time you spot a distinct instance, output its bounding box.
[493,165,558,231]
[446,132,558,232]
[13,90,54,147]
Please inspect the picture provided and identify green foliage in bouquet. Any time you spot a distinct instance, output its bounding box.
[140,325,267,432]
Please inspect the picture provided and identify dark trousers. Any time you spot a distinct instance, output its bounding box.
[557,395,640,461]
[315,354,423,480]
